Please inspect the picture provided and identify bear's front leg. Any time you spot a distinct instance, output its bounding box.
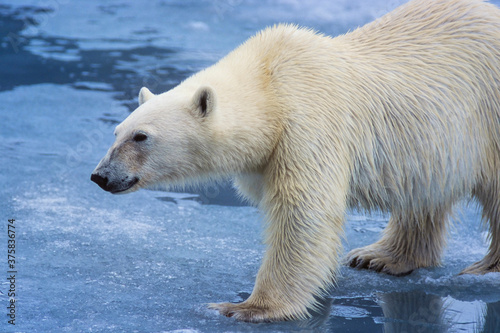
[207,129,351,322]
[210,190,347,322]
[209,254,318,322]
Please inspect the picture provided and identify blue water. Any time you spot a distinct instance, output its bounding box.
[1,1,500,332]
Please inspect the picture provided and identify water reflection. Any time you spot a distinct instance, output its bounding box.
[298,291,500,332]
[378,292,446,332]
[482,301,500,333]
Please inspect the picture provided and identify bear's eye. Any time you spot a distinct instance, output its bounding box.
[133,133,148,142]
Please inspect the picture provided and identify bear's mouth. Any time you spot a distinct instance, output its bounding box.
[90,173,139,194]
[109,176,140,194]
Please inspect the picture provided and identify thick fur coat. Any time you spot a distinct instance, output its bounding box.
[92,0,500,322]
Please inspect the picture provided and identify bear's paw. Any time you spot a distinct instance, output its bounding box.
[208,301,291,322]
[460,258,500,275]
[345,244,415,277]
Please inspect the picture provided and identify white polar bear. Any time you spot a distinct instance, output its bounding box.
[92,0,500,322]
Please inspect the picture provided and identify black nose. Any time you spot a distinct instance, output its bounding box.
[91,173,109,190]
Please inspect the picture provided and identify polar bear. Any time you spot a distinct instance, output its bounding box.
[91,0,500,323]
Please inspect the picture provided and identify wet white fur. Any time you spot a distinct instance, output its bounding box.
[109,0,500,322]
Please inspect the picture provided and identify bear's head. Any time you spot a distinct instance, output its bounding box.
[90,85,218,194]
[91,54,282,196]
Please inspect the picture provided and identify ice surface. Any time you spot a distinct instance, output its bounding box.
[5,0,406,70]
[2,0,500,332]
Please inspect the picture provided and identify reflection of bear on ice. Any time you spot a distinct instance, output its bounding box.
[91,0,500,323]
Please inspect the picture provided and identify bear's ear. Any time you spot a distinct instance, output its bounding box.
[192,86,215,118]
[138,87,155,105]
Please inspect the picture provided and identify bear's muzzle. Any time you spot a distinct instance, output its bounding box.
[90,170,139,194]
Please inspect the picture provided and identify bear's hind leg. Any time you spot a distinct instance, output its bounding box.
[345,210,449,276]
[461,180,500,274]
